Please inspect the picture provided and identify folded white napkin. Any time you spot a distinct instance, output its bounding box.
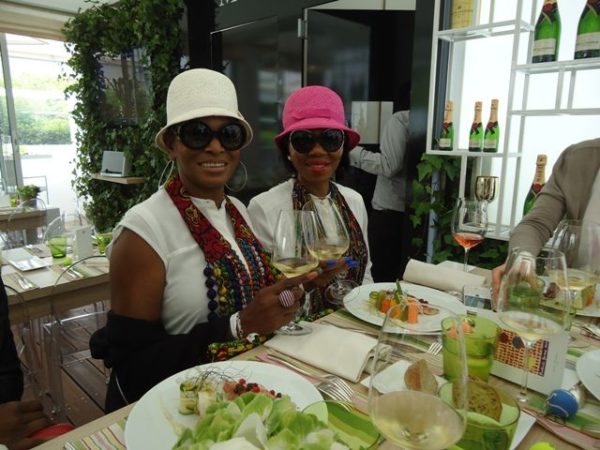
[402,259,486,293]
[264,321,384,382]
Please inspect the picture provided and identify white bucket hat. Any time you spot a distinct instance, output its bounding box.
[155,68,253,153]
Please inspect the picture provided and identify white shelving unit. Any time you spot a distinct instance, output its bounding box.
[426,0,600,241]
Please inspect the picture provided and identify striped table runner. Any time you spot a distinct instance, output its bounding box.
[64,418,127,450]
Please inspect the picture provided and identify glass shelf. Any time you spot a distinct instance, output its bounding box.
[437,20,533,43]
[90,174,145,185]
[515,57,600,74]
[427,150,522,158]
[485,224,512,241]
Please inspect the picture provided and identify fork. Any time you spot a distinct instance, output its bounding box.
[427,341,443,355]
[263,352,355,401]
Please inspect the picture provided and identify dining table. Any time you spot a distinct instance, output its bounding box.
[3,244,109,324]
[30,298,600,450]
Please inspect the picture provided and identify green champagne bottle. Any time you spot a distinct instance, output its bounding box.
[532,0,561,63]
[575,0,600,59]
[438,101,454,151]
[483,99,499,153]
[468,101,483,152]
[522,154,547,216]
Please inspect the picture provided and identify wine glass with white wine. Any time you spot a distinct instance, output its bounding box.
[551,219,600,314]
[271,209,320,335]
[497,248,571,403]
[368,304,469,449]
[302,197,356,305]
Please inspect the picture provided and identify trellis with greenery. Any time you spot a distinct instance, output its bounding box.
[409,154,507,269]
[62,0,183,231]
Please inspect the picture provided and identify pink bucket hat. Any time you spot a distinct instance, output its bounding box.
[274,86,360,151]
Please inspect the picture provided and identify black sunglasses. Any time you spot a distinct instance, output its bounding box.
[289,129,345,154]
[174,120,246,151]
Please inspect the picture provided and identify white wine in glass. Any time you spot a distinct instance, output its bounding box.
[451,198,487,272]
[271,210,319,335]
[302,198,355,305]
[368,304,468,449]
[497,248,571,403]
[551,219,600,311]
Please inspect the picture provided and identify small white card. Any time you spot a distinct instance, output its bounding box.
[73,226,94,259]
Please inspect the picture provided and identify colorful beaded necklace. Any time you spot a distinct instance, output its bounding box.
[165,175,276,321]
[291,179,368,284]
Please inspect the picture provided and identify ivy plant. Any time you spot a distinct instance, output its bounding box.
[62,0,183,231]
[409,154,507,269]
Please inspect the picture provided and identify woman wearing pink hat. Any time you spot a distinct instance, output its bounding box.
[248,85,373,310]
[90,69,317,411]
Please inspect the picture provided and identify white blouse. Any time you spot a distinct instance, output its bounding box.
[110,188,252,334]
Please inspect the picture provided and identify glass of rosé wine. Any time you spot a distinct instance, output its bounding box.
[451,198,488,272]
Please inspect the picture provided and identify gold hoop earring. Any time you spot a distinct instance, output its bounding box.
[225,161,248,193]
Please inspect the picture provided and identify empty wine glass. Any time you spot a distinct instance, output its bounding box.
[271,210,319,335]
[368,304,468,449]
[451,198,488,272]
[496,248,571,403]
[301,197,356,305]
[551,219,600,313]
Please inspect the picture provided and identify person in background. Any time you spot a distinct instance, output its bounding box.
[0,274,51,449]
[348,82,412,282]
[248,85,372,311]
[90,69,317,412]
[491,138,600,300]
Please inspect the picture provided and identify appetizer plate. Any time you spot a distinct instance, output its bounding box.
[125,360,322,450]
[576,349,600,401]
[343,282,466,332]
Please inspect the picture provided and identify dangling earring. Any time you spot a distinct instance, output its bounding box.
[287,155,292,161]
[225,161,248,193]
[157,159,175,190]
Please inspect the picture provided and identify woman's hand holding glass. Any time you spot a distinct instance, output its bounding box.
[270,210,319,335]
[368,304,469,450]
[496,248,571,403]
[301,197,357,305]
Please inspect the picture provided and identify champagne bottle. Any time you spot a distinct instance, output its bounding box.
[522,154,548,216]
[575,0,600,59]
[468,101,483,152]
[483,99,499,153]
[532,0,561,63]
[438,101,454,151]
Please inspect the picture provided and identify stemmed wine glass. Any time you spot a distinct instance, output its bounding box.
[551,220,600,313]
[496,248,571,403]
[302,197,355,305]
[368,304,468,449]
[271,210,320,335]
[475,175,498,215]
[451,198,488,272]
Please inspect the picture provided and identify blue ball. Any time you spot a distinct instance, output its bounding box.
[546,389,579,419]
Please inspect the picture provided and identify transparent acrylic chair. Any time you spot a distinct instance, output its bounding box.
[41,254,110,421]
[4,284,50,410]
[4,198,47,249]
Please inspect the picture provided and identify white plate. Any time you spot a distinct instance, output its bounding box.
[125,360,322,450]
[343,282,466,332]
[576,349,600,401]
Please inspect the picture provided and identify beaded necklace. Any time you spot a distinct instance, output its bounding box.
[165,175,276,321]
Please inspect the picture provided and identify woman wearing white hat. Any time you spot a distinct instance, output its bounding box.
[90,69,317,411]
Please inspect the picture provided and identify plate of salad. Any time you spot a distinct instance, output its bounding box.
[343,281,466,332]
[125,360,323,450]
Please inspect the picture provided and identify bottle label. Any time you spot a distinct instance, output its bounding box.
[439,138,451,148]
[533,39,557,57]
[576,32,600,52]
[469,138,482,149]
[484,139,497,149]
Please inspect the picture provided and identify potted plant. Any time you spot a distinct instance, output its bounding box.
[17,184,41,202]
